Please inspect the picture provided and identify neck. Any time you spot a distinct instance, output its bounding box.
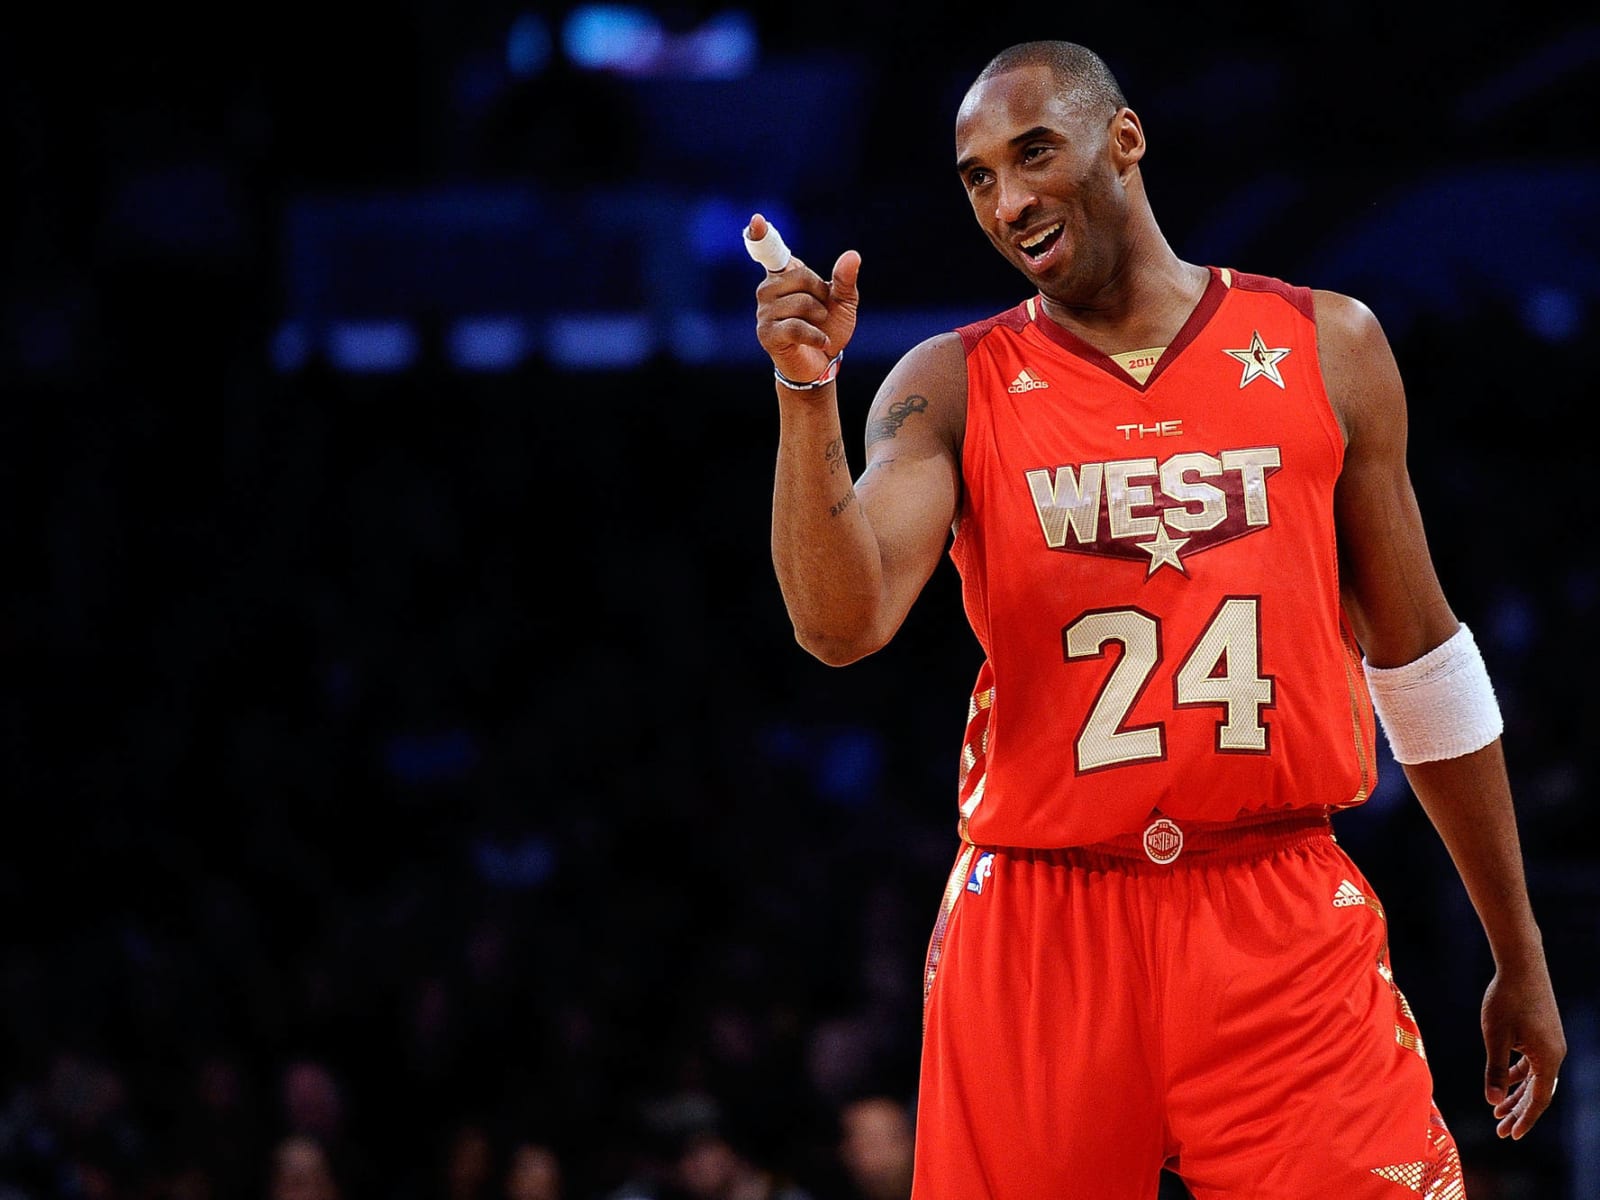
[1036,244,1209,352]
[1038,196,1209,351]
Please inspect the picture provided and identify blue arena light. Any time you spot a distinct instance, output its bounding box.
[327,320,419,373]
[689,196,794,263]
[1521,286,1582,343]
[448,316,532,371]
[563,5,663,72]
[671,312,719,364]
[679,11,757,78]
[547,314,653,368]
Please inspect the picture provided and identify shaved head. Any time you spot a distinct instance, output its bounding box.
[973,41,1126,114]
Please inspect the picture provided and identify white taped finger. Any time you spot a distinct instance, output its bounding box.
[744,221,791,272]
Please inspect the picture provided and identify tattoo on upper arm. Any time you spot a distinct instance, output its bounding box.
[866,394,929,447]
[829,488,856,518]
[825,438,846,474]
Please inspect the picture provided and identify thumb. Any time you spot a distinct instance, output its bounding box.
[830,249,862,304]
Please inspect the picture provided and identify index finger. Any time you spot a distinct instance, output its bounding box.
[743,213,792,272]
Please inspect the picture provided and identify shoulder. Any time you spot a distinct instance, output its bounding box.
[955,298,1034,353]
[1310,289,1406,453]
[892,329,969,384]
[1311,289,1386,355]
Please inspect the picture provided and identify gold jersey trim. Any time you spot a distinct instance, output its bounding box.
[1340,623,1374,805]
[923,844,978,1031]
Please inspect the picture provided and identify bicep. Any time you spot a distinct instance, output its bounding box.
[1319,291,1457,666]
[856,334,966,633]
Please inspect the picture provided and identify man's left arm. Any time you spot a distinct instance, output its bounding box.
[1318,289,1566,1140]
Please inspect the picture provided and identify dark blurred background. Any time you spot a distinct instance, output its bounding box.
[2,3,1597,1198]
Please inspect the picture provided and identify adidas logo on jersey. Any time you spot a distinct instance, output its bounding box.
[1333,879,1368,908]
[1008,368,1049,393]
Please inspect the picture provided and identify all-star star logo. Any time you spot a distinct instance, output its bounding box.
[1223,330,1291,389]
[1135,522,1190,576]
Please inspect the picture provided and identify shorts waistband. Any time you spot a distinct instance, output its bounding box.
[994,809,1334,867]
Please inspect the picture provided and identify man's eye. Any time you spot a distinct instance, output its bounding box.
[967,171,991,187]
[1023,145,1050,162]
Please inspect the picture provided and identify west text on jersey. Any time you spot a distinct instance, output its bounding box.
[1024,447,1282,567]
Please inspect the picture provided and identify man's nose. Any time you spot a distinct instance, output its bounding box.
[994,174,1037,225]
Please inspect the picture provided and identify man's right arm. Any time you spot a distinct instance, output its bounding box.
[751,217,966,665]
[770,334,966,665]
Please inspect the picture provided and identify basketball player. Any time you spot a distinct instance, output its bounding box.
[751,40,1565,1199]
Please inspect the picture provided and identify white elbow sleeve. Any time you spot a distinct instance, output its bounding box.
[1363,623,1504,764]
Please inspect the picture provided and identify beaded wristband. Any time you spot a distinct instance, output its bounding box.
[774,350,844,391]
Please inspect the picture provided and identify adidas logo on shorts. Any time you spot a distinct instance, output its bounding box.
[1332,879,1368,908]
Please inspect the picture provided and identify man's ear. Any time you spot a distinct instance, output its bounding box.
[1110,107,1146,178]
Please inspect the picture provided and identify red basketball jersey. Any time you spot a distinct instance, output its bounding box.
[948,267,1377,848]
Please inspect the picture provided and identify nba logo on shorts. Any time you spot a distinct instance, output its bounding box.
[966,852,994,895]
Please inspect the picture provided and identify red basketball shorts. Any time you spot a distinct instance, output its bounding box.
[914,812,1465,1199]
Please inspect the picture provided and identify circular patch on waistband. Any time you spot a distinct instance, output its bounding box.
[1143,818,1184,864]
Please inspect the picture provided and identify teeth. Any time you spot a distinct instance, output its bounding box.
[1021,223,1061,251]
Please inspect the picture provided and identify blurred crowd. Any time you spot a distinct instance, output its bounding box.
[0,1049,922,1200]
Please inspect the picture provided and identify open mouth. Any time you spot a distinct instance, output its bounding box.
[1019,222,1064,263]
